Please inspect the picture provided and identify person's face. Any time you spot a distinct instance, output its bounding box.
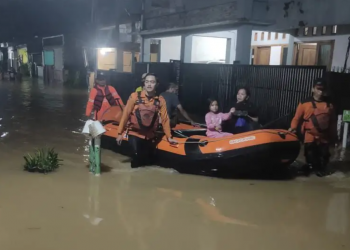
[210,101,219,113]
[96,79,106,86]
[312,86,324,99]
[237,89,248,103]
[144,75,157,92]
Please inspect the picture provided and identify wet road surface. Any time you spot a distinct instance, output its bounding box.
[0,79,349,250]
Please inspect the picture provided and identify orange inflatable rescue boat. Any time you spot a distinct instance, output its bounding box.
[100,106,300,174]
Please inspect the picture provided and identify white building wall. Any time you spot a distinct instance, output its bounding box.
[191,36,227,62]
[251,31,289,66]
[269,46,282,65]
[53,47,64,70]
[157,36,181,62]
[192,31,237,63]
[251,31,289,46]
[294,34,350,70]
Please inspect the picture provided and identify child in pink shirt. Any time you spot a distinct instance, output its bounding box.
[205,99,235,138]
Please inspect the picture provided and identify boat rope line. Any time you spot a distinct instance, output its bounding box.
[159,130,292,145]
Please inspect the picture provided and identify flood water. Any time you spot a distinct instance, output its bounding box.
[0,79,349,250]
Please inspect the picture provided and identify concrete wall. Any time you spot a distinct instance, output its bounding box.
[158,36,181,62]
[294,34,350,70]
[191,36,227,62]
[144,0,241,31]
[53,47,63,70]
[251,31,289,46]
[144,0,350,33]
[253,0,350,30]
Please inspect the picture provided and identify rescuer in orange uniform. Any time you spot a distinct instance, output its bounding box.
[86,71,124,121]
[289,79,336,177]
[116,73,177,168]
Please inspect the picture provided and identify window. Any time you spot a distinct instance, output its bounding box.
[275,33,279,40]
[282,33,286,39]
[312,27,317,36]
[332,25,337,34]
[268,32,271,40]
[254,32,258,41]
[119,23,132,33]
[304,27,309,36]
[261,32,265,40]
[322,26,327,35]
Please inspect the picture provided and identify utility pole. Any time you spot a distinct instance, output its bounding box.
[115,0,123,72]
[91,0,95,23]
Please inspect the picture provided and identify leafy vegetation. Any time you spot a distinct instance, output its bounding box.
[24,148,63,173]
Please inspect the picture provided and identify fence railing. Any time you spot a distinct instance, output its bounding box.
[107,63,328,129]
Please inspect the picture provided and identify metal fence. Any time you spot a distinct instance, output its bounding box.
[325,71,350,114]
[133,62,325,128]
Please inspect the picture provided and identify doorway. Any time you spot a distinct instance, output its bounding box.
[255,47,271,65]
[297,43,317,65]
[293,41,334,69]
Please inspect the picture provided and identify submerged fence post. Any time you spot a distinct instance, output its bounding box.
[89,139,94,173]
[93,136,101,176]
[342,123,349,149]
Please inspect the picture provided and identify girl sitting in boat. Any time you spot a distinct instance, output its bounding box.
[230,87,259,134]
[205,99,235,138]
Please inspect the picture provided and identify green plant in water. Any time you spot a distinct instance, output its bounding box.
[24,148,63,173]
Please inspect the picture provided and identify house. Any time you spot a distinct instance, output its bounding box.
[138,0,350,68]
[250,25,350,72]
[41,34,85,82]
[89,0,350,72]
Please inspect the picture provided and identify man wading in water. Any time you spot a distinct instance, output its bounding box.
[85,71,124,121]
[289,79,336,177]
[160,83,195,128]
[116,73,177,168]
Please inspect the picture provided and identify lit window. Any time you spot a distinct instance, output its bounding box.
[282,33,286,39]
[322,26,327,35]
[312,27,317,36]
[332,25,337,34]
[254,32,258,41]
[304,27,309,36]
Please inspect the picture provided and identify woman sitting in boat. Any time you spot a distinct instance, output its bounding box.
[116,73,177,168]
[86,71,124,121]
[229,87,259,134]
[205,98,236,138]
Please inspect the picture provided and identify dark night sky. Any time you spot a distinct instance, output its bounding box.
[0,0,98,42]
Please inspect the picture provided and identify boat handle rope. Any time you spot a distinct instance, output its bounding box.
[160,130,291,145]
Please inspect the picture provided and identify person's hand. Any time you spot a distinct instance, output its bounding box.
[288,128,296,133]
[116,134,123,145]
[230,107,236,113]
[168,137,178,145]
[190,121,200,127]
[215,125,221,131]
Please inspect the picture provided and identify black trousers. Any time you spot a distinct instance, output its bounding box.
[128,135,156,168]
[304,142,330,171]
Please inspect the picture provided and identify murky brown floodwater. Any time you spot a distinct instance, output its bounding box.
[0,79,349,250]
